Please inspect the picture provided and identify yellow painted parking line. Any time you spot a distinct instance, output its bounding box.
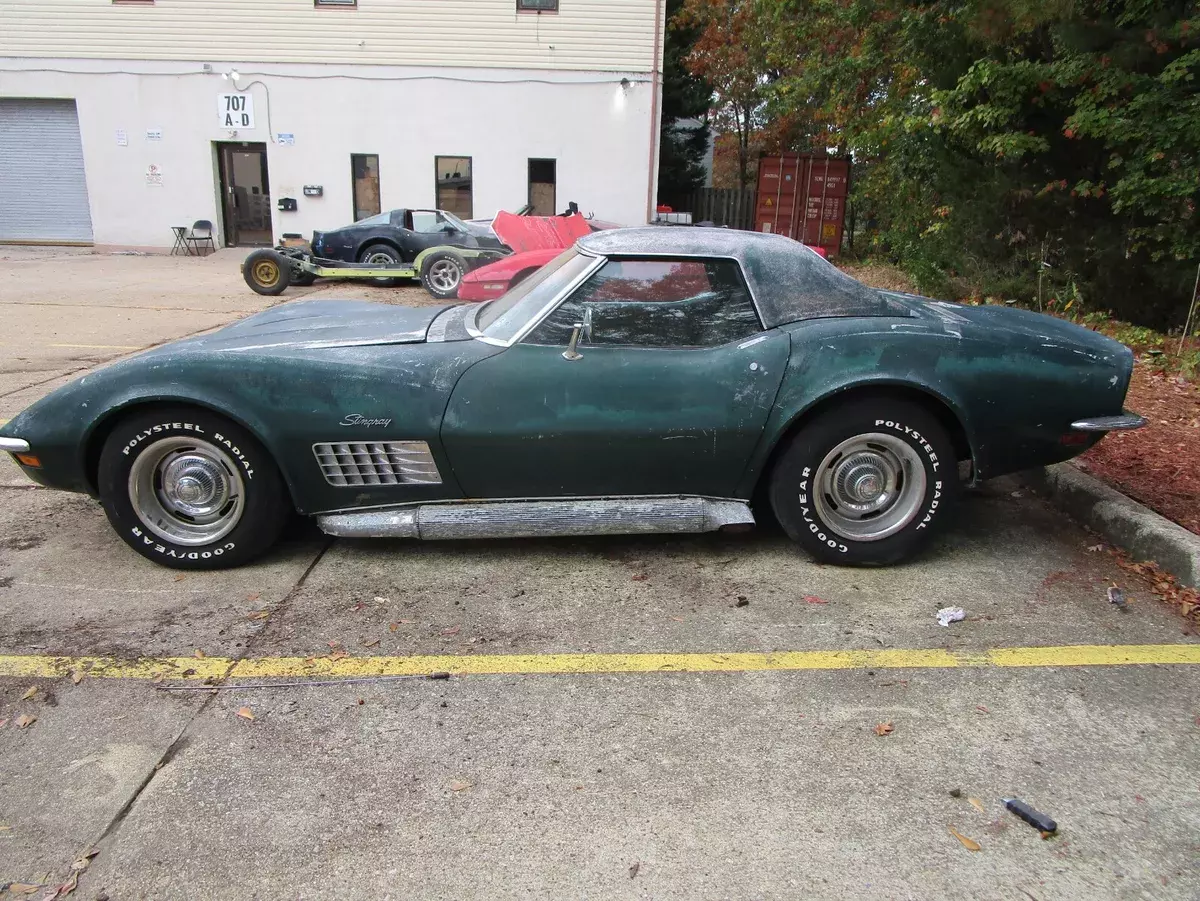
[47,343,141,350]
[0,644,1197,682]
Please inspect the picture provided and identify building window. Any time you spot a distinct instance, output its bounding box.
[351,154,381,221]
[528,159,556,216]
[517,0,558,11]
[435,156,473,219]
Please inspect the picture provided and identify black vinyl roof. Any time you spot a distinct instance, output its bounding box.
[576,227,906,328]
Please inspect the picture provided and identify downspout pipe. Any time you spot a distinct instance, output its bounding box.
[645,0,664,223]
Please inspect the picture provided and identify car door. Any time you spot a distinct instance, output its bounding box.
[408,209,476,252]
[440,256,790,499]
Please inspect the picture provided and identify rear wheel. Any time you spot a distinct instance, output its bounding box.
[420,250,468,299]
[98,409,290,569]
[358,243,404,286]
[242,250,291,296]
[769,399,959,565]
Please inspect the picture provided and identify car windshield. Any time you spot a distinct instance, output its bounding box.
[441,211,471,232]
[476,248,595,342]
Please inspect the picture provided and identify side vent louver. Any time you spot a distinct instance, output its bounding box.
[313,441,442,486]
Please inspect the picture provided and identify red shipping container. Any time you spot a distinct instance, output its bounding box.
[754,154,850,257]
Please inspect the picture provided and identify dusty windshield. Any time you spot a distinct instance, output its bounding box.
[476,249,595,342]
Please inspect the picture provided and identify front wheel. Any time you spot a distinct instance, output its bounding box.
[768,399,959,565]
[420,250,467,299]
[98,409,290,569]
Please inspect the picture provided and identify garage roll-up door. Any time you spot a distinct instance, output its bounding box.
[0,99,94,243]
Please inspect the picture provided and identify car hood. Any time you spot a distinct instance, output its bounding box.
[162,300,453,353]
[492,210,592,253]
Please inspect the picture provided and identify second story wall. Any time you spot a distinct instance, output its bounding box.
[0,0,662,72]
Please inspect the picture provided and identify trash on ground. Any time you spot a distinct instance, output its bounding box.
[1107,585,1128,611]
[733,596,749,608]
[15,714,37,728]
[948,826,982,851]
[1003,797,1057,833]
[629,861,640,879]
[936,606,966,627]
[236,706,255,722]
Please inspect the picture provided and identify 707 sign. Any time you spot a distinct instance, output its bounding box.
[218,93,255,129]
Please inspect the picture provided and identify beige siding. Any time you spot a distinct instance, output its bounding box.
[0,0,661,72]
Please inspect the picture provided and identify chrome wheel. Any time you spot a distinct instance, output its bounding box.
[428,259,461,292]
[128,437,245,546]
[364,251,398,266]
[811,433,926,542]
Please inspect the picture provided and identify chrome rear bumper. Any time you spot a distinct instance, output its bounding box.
[1070,412,1147,432]
[0,437,30,453]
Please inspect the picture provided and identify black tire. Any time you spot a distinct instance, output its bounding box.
[98,408,290,570]
[242,249,291,296]
[420,250,468,299]
[768,399,959,565]
[290,269,316,287]
[358,243,404,286]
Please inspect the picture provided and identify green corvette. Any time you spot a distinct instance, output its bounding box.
[0,228,1144,570]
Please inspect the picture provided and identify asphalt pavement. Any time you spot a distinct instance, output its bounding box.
[0,248,1197,900]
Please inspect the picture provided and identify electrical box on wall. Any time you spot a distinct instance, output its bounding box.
[277,197,298,212]
[303,185,324,197]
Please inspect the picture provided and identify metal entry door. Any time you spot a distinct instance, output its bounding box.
[217,142,272,246]
[0,99,93,243]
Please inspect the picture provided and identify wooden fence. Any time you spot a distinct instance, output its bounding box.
[687,188,757,230]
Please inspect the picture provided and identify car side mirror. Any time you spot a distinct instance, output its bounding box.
[581,305,593,342]
[442,223,457,233]
[562,306,594,362]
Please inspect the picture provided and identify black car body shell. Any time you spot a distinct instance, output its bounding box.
[311,208,504,263]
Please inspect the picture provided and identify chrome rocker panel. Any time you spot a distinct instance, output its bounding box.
[316,496,756,540]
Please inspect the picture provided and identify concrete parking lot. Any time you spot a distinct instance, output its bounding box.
[1,248,1198,900]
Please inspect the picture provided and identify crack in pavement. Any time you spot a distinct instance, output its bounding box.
[49,537,334,894]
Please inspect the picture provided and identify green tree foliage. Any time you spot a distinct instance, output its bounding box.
[688,0,1200,327]
[658,0,715,205]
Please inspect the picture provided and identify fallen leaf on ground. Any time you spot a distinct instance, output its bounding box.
[442,625,461,636]
[246,592,260,602]
[373,596,388,603]
[353,601,367,612]
[949,826,982,851]
[174,574,186,582]
[248,610,271,620]
[236,707,254,722]
[6,884,42,895]
[152,673,165,684]
[874,721,894,736]
[55,870,79,896]
[804,595,829,604]
[361,638,381,648]
[70,671,84,685]
[449,779,472,791]
[0,824,12,831]
[631,573,649,581]
[328,649,349,661]
[193,648,206,659]
[16,714,37,728]
[670,616,685,622]
[20,685,37,701]
[976,705,990,714]
[629,861,640,878]
[969,798,986,813]
[389,622,400,632]
[71,849,99,871]
[1087,544,1104,552]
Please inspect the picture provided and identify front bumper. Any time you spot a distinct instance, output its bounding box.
[1070,412,1147,432]
[0,437,31,453]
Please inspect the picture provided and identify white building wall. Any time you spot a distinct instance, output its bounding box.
[0,59,657,247]
[0,0,660,73]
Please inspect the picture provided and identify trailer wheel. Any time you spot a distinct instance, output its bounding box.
[421,250,467,299]
[290,265,316,287]
[242,250,291,296]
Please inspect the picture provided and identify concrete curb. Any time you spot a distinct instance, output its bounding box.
[1022,463,1200,588]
